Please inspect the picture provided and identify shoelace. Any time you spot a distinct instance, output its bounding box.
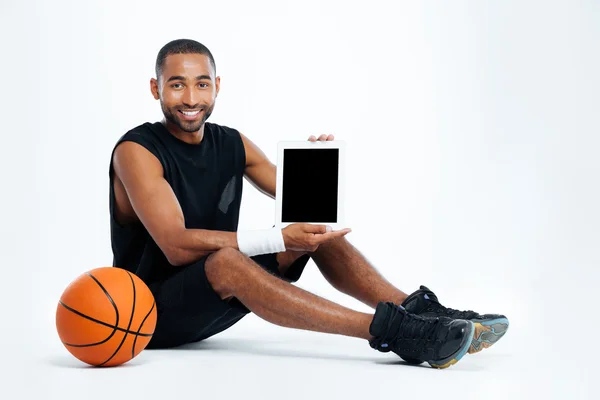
[422,291,479,319]
[400,312,443,343]
[373,304,450,353]
[428,303,478,319]
[441,307,479,319]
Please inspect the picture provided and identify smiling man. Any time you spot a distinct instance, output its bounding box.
[109,39,508,369]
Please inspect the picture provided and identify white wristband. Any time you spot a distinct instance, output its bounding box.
[237,228,286,257]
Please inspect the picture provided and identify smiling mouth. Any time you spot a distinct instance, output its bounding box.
[178,109,204,121]
[179,109,201,116]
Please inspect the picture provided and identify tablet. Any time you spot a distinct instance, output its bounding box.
[275,140,346,230]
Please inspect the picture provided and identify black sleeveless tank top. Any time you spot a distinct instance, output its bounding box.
[108,121,246,286]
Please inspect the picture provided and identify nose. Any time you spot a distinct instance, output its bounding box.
[181,87,201,108]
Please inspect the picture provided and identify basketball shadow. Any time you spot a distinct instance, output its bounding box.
[44,355,146,369]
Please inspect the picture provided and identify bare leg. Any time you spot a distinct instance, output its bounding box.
[205,248,374,340]
[309,237,409,308]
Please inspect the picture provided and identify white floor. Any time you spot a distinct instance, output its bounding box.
[17,310,592,400]
[14,255,598,400]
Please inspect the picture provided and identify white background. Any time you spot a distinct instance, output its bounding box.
[1,0,598,399]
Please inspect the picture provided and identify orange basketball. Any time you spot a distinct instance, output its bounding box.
[56,267,157,367]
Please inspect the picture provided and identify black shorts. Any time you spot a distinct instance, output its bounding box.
[146,252,310,349]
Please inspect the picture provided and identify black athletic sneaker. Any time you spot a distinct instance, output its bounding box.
[369,302,474,369]
[401,285,509,354]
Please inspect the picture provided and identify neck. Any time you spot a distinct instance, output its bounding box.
[161,118,205,145]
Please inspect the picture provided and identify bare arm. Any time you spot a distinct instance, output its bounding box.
[113,135,348,266]
[241,133,276,199]
[112,141,239,266]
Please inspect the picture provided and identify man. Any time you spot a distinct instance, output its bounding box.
[110,39,508,369]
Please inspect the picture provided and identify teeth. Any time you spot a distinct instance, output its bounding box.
[181,110,200,116]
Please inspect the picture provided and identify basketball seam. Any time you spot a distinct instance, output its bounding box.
[58,300,153,342]
[59,272,121,348]
[132,300,156,359]
[59,302,119,347]
[97,271,137,367]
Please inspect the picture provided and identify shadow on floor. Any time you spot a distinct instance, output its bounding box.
[44,355,147,369]
[154,337,423,366]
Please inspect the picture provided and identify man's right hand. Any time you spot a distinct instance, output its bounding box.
[282,223,352,252]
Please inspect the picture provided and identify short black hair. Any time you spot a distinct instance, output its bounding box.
[155,39,216,80]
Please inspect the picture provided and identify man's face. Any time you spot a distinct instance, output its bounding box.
[151,53,220,133]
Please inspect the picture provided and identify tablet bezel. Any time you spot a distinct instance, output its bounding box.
[275,140,346,230]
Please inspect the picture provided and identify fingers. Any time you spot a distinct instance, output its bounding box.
[304,224,330,234]
[313,228,352,243]
[304,224,351,235]
[307,134,335,142]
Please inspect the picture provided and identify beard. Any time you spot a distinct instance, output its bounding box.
[161,100,215,133]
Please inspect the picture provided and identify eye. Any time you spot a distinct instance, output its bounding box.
[198,83,209,88]
[171,83,184,89]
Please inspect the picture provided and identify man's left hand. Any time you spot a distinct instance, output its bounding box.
[308,134,335,142]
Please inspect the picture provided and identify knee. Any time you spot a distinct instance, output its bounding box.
[208,247,243,266]
[205,247,246,299]
[311,235,347,255]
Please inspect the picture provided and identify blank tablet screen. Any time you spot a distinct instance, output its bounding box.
[281,148,339,223]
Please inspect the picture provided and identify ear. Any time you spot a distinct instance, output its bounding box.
[150,78,160,100]
[215,76,221,97]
